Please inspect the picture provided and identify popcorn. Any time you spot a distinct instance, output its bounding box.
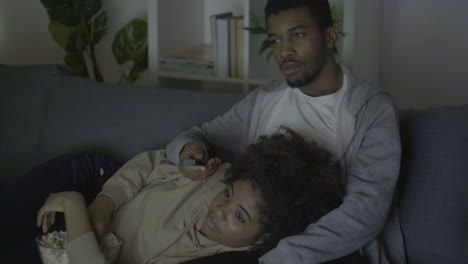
[36,231,121,264]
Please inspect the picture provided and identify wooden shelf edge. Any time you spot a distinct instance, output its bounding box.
[158,71,271,86]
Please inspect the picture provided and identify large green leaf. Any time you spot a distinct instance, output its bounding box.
[129,47,149,82]
[40,0,66,8]
[40,0,102,27]
[46,5,70,21]
[112,18,148,65]
[40,0,68,17]
[89,10,107,44]
[79,0,102,21]
[259,39,271,55]
[244,26,266,34]
[64,51,88,78]
[250,12,265,29]
[48,18,76,48]
[41,0,80,26]
[132,47,148,70]
[65,29,86,52]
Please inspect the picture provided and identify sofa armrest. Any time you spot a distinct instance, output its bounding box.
[398,105,468,264]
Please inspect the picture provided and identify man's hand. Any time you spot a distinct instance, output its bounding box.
[179,141,221,180]
[88,194,116,243]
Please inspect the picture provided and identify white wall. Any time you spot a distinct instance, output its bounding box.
[0,0,63,65]
[2,0,468,108]
[347,0,468,109]
[0,0,149,84]
[381,0,468,109]
[351,0,382,83]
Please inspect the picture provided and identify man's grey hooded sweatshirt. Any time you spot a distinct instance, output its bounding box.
[166,66,406,264]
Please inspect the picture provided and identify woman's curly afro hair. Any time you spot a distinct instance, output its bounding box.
[224,127,344,253]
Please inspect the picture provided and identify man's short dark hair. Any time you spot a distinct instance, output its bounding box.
[224,127,344,253]
[264,0,334,32]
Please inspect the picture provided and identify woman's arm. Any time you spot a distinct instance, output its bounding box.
[37,191,93,241]
[88,194,116,242]
[88,150,174,244]
[37,192,109,264]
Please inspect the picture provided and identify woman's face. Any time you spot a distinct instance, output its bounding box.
[200,179,263,248]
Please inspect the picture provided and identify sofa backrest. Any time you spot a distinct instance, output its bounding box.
[0,65,244,185]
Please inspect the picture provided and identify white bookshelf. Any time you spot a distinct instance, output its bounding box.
[147,0,355,93]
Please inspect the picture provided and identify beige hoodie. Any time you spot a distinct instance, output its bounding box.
[65,150,247,264]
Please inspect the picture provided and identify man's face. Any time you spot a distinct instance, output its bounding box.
[200,179,263,248]
[267,7,329,88]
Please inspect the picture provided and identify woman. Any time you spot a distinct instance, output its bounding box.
[18,128,343,263]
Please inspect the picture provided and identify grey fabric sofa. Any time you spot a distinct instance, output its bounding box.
[1,65,467,264]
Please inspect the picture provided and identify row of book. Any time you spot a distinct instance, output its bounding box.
[159,12,245,78]
[211,12,245,78]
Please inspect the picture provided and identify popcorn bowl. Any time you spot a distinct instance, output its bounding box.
[36,231,122,264]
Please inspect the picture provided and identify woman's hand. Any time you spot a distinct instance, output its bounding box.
[179,141,221,180]
[37,191,85,233]
[88,194,116,243]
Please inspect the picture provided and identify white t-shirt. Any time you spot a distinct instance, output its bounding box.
[255,73,348,159]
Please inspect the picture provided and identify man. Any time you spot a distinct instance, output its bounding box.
[169,0,406,263]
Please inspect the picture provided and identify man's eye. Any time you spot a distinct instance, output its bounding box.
[224,188,231,200]
[293,33,305,38]
[236,212,245,223]
[269,39,279,45]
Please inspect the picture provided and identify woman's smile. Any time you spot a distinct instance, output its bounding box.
[205,212,220,233]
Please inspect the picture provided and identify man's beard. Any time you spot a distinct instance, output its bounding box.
[285,69,321,88]
[282,41,328,88]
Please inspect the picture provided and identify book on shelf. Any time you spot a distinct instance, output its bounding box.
[229,16,244,77]
[228,16,238,78]
[230,16,245,78]
[210,12,233,77]
[210,13,246,79]
[159,45,214,75]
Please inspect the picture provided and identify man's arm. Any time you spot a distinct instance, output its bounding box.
[260,95,401,263]
[166,87,263,165]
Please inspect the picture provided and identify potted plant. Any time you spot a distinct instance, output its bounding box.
[112,18,148,84]
[40,0,107,81]
[40,0,148,84]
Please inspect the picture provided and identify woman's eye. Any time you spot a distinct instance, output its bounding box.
[293,33,305,38]
[236,212,245,223]
[224,188,231,200]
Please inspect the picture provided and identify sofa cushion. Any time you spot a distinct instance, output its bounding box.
[399,106,468,264]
